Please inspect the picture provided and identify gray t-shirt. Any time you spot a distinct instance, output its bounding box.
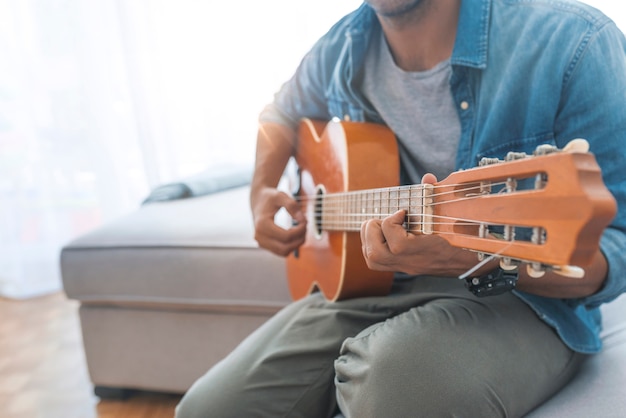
[362,32,461,184]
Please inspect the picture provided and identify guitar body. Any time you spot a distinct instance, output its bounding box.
[286,119,398,301]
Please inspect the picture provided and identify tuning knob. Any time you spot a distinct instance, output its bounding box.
[554,265,585,279]
[526,264,546,278]
[562,138,590,154]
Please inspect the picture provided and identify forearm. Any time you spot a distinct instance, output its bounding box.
[249,122,306,256]
[250,122,297,208]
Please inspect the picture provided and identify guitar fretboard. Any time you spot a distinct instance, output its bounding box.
[319,184,434,233]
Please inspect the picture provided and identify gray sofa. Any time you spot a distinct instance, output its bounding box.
[61,179,626,416]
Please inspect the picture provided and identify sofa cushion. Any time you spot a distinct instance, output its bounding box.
[527,293,626,417]
[61,186,291,311]
[141,165,253,204]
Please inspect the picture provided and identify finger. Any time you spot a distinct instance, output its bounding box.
[380,210,408,237]
[272,231,307,256]
[255,215,306,256]
[278,192,306,224]
[421,172,438,185]
[381,210,411,254]
[258,228,306,256]
[360,219,388,264]
[360,220,366,248]
[382,209,407,227]
[360,219,372,249]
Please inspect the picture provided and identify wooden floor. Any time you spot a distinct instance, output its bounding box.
[0,292,182,418]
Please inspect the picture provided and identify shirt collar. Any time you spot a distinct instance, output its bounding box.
[451,0,491,69]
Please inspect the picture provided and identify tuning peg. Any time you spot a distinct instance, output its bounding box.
[554,265,585,279]
[562,138,589,154]
[526,264,546,278]
[499,258,518,271]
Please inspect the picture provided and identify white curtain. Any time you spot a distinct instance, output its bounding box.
[0,0,361,298]
[0,0,622,299]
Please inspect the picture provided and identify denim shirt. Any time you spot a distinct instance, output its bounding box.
[260,0,626,353]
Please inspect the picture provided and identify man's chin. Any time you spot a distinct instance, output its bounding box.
[365,0,426,18]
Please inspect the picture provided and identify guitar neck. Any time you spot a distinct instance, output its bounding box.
[320,184,434,234]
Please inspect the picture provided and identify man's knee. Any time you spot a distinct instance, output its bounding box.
[335,334,508,417]
[175,382,218,418]
[333,309,512,417]
[175,373,248,418]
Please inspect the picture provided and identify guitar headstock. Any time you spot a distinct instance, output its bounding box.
[431,140,616,276]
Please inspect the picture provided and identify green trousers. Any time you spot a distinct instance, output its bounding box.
[176,276,584,418]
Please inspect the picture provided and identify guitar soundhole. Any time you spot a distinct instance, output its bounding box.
[314,185,325,239]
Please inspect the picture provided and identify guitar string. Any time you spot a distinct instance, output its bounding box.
[311,181,541,250]
[317,212,496,225]
[319,217,493,229]
[293,181,505,204]
[288,180,551,267]
[457,241,517,280]
[287,180,537,236]
[292,183,510,223]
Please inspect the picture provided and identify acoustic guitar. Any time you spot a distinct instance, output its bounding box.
[286,119,617,301]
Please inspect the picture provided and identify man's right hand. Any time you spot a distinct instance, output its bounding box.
[251,187,307,257]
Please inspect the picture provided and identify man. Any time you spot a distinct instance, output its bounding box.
[177,0,626,416]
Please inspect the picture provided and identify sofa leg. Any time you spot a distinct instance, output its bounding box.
[94,385,134,400]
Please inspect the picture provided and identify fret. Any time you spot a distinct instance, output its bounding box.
[332,194,338,231]
[347,193,352,228]
[344,193,349,230]
[398,186,410,231]
[329,195,334,230]
[343,193,347,229]
[373,189,381,220]
[398,187,410,209]
[352,191,358,228]
[378,188,387,216]
[353,192,359,229]
[341,195,344,229]
[407,185,423,233]
[360,191,366,223]
[389,188,398,214]
[336,194,341,229]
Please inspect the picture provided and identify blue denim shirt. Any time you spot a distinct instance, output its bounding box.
[260,0,626,353]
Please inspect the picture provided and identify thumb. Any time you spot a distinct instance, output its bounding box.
[280,192,306,223]
[421,172,438,185]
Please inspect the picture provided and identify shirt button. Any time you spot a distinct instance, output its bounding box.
[460,101,470,110]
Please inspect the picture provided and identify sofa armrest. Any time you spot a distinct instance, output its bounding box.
[142,165,253,204]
